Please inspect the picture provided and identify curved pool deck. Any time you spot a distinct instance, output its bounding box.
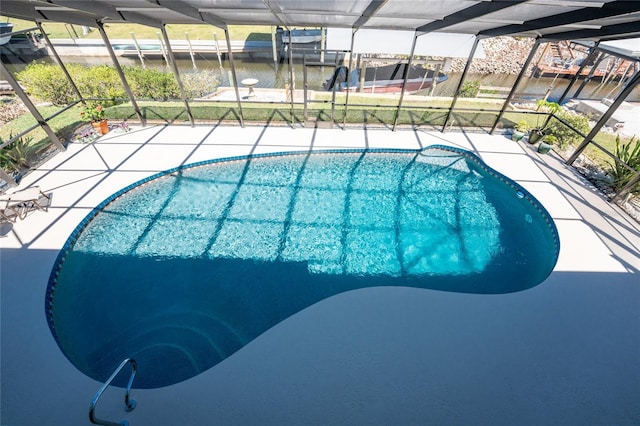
[1,125,639,425]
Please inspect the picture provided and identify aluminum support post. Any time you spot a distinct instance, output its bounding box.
[392,32,418,131]
[0,167,17,188]
[343,30,356,128]
[557,41,599,105]
[566,70,640,165]
[37,21,85,105]
[96,22,146,126]
[490,38,541,134]
[288,28,295,127]
[0,62,65,152]
[160,25,194,126]
[225,28,244,127]
[573,52,606,99]
[271,26,278,72]
[443,36,481,132]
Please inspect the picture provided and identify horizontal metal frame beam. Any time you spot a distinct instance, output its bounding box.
[1,0,97,27]
[478,0,640,38]
[573,40,640,62]
[151,0,226,29]
[417,0,526,34]
[3,0,639,41]
[0,1,49,22]
[53,0,170,27]
[259,0,289,31]
[539,21,640,42]
[50,0,125,21]
[353,0,389,29]
[1,0,166,27]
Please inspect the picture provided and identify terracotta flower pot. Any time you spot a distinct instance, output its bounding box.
[91,119,109,135]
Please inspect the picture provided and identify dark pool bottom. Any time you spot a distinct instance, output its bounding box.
[47,146,559,388]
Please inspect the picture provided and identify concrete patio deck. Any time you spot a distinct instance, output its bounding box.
[1,124,638,425]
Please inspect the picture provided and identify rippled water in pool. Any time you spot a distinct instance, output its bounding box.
[47,147,559,388]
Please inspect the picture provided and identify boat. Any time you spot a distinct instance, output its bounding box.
[323,63,448,94]
[0,23,14,45]
[0,31,48,62]
[281,28,323,44]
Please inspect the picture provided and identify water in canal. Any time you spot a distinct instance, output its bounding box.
[7,53,638,102]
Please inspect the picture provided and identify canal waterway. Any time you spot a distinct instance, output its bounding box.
[6,54,638,102]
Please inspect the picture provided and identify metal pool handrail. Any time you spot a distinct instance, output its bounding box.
[89,358,137,426]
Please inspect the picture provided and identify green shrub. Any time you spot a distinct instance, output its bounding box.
[79,65,126,106]
[180,69,220,99]
[16,62,76,105]
[545,110,590,149]
[459,80,480,98]
[16,63,194,105]
[609,135,640,194]
[17,63,123,106]
[124,66,180,100]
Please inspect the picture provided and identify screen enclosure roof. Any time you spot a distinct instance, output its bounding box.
[1,0,640,43]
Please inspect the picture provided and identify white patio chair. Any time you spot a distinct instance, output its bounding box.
[1,187,51,221]
[0,195,20,223]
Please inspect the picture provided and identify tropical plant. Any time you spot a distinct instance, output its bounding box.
[536,99,561,114]
[529,99,561,142]
[514,120,529,132]
[609,135,640,194]
[0,134,50,173]
[534,99,560,127]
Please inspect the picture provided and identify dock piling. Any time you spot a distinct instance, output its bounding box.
[271,26,278,72]
[156,32,169,66]
[130,32,146,68]
[213,33,223,70]
[185,32,197,69]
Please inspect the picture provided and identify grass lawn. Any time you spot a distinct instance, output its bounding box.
[0,105,82,142]
[3,18,279,41]
[1,93,635,182]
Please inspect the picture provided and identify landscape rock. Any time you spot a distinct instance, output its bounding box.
[447,36,540,75]
[0,96,28,126]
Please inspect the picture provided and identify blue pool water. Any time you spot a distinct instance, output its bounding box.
[47,146,559,389]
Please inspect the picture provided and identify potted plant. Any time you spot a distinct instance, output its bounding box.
[537,134,557,154]
[511,120,528,141]
[528,99,560,144]
[80,103,109,135]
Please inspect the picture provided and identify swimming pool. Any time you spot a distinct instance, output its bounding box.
[46,146,559,388]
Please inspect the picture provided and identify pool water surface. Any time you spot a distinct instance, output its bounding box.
[47,146,559,388]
